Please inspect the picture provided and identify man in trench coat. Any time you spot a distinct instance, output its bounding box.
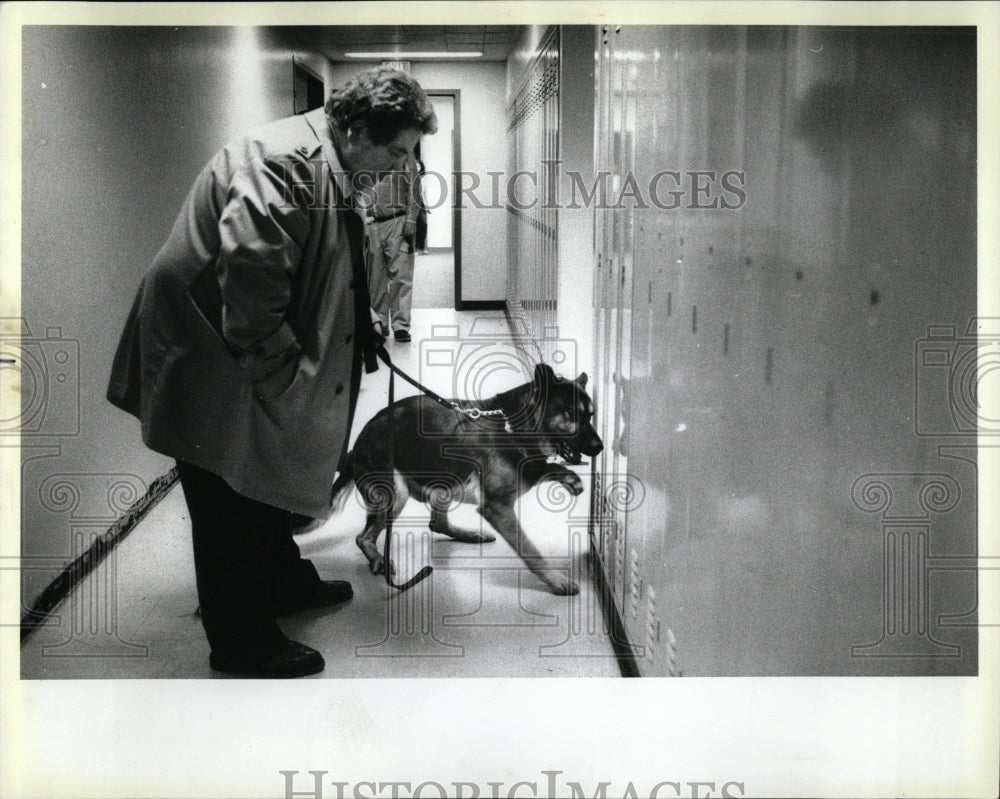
[107,67,437,677]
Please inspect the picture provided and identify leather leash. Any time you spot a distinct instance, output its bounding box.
[376,344,455,411]
[372,345,508,592]
[377,344,434,592]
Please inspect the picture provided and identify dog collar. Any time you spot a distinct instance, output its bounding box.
[450,403,506,421]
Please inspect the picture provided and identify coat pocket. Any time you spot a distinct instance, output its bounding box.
[185,267,246,375]
[254,357,299,401]
[187,266,301,413]
[186,265,228,345]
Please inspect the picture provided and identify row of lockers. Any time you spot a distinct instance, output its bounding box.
[588,25,979,675]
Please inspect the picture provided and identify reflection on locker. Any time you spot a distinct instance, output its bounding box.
[585,25,977,676]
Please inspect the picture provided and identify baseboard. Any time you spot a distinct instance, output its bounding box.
[455,300,506,311]
[20,468,180,643]
[588,544,642,677]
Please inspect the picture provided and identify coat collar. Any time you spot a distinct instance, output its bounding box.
[303,107,353,204]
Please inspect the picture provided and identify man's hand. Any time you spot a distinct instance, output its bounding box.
[402,219,416,237]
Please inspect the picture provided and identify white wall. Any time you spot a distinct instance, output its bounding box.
[19,26,330,611]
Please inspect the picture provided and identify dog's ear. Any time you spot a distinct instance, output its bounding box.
[576,372,589,388]
[534,363,556,383]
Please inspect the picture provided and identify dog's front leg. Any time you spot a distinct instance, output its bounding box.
[479,501,579,596]
[536,463,584,496]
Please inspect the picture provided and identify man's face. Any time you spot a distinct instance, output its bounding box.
[340,124,421,176]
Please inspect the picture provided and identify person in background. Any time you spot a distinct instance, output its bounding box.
[365,143,423,342]
[106,67,437,678]
[414,143,430,254]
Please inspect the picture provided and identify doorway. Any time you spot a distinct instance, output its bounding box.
[292,59,324,114]
[422,91,461,308]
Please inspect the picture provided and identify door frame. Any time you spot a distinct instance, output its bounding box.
[425,90,465,310]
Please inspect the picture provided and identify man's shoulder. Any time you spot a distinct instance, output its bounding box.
[235,112,324,163]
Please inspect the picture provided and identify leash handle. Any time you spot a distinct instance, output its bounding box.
[381,348,433,592]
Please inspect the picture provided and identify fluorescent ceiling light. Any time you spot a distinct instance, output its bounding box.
[344,51,483,59]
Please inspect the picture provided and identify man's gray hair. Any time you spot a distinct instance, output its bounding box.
[326,67,438,145]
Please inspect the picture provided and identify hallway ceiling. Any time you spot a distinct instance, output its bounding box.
[289,25,523,62]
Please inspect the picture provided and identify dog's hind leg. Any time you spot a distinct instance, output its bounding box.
[356,512,390,575]
[428,506,496,544]
[355,470,408,576]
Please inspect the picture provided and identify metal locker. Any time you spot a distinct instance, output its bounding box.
[507,27,561,355]
[591,25,977,676]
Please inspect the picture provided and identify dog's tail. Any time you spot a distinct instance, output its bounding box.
[330,460,355,514]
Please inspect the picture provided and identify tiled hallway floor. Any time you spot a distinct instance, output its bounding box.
[20,309,621,679]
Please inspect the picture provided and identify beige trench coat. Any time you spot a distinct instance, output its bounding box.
[108,108,376,517]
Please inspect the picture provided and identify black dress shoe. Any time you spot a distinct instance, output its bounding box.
[209,641,324,678]
[393,329,411,342]
[276,580,353,615]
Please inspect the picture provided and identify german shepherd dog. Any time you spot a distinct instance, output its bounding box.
[331,364,603,595]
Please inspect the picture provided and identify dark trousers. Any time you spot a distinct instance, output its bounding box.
[176,461,322,663]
